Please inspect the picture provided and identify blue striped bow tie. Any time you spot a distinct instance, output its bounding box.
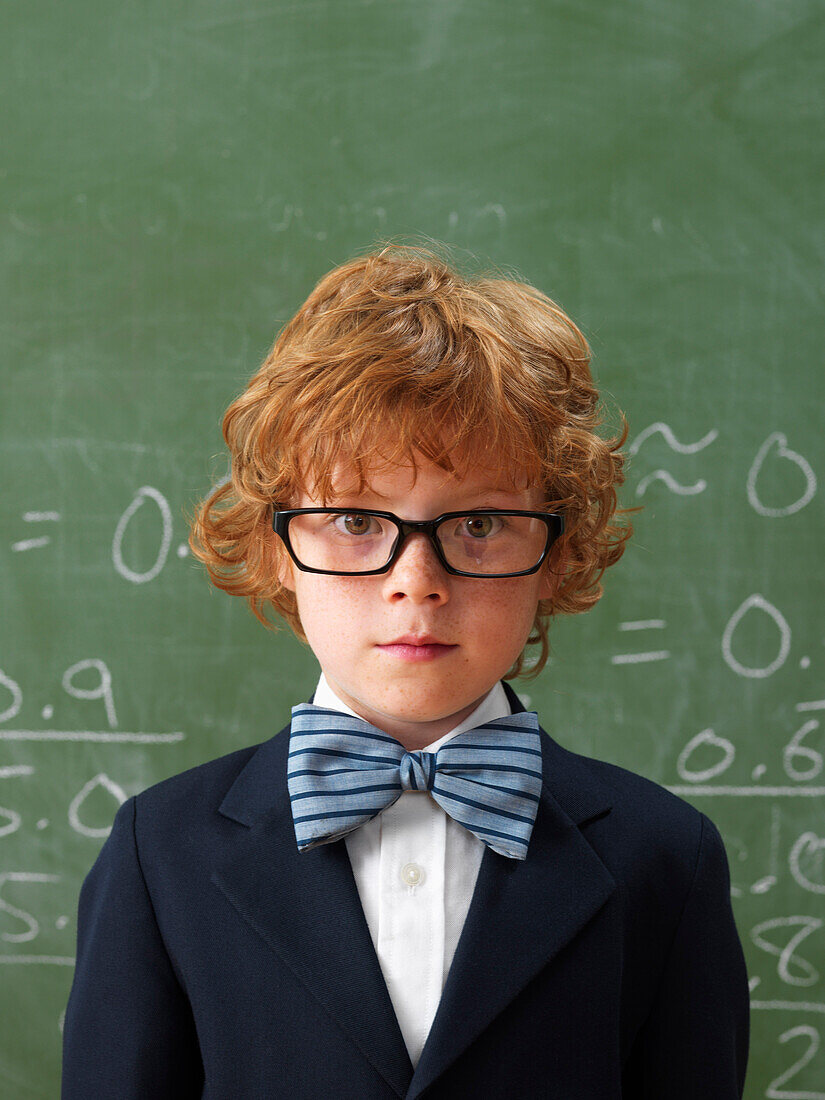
[287,704,544,860]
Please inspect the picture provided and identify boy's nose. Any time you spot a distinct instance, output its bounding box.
[386,531,449,588]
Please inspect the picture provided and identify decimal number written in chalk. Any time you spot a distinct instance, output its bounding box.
[0,659,117,730]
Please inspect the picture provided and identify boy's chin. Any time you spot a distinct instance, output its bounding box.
[366,687,488,724]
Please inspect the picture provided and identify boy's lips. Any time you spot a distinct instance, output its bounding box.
[376,634,458,661]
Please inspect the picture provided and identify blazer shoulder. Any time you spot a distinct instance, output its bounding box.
[136,740,262,806]
[593,752,703,826]
[127,727,287,844]
[546,735,712,882]
[548,731,704,825]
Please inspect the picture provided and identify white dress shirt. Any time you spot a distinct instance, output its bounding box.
[311,671,515,1068]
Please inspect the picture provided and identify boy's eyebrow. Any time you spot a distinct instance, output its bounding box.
[325,489,390,504]
[456,488,529,502]
[326,487,529,506]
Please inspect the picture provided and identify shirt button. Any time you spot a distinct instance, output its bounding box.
[400,862,425,887]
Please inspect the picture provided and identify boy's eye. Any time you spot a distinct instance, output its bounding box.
[456,514,505,539]
[331,512,380,536]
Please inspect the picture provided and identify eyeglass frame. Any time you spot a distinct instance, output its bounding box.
[271,506,565,578]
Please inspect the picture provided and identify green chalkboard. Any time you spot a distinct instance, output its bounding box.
[2,0,823,1095]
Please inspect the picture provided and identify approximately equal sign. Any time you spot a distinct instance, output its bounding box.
[11,511,60,552]
[611,620,670,665]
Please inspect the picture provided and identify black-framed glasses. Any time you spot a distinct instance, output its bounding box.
[271,507,564,578]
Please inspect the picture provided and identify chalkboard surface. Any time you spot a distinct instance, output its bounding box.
[2,1,823,1096]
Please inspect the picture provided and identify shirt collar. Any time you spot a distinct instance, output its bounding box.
[312,671,513,754]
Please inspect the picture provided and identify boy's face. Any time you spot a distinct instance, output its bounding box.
[276,447,561,751]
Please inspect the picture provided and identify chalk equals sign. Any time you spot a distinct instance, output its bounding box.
[612,620,670,664]
[11,511,60,551]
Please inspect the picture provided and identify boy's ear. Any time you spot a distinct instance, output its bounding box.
[538,544,567,602]
[270,537,296,592]
[277,561,295,592]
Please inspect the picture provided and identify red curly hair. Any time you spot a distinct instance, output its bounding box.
[187,240,634,681]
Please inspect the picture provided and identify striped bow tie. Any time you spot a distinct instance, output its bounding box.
[287,703,544,860]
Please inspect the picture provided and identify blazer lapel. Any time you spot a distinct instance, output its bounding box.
[211,682,616,1100]
[406,680,617,1099]
[211,717,415,1098]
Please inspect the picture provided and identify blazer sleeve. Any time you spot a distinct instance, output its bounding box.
[61,795,204,1099]
[623,811,751,1098]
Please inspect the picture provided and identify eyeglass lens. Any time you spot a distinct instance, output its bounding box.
[286,511,549,575]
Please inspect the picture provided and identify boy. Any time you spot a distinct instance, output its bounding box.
[62,242,750,1097]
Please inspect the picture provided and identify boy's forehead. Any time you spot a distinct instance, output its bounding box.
[298,449,538,504]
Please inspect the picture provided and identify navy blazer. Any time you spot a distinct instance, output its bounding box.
[62,680,750,1098]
